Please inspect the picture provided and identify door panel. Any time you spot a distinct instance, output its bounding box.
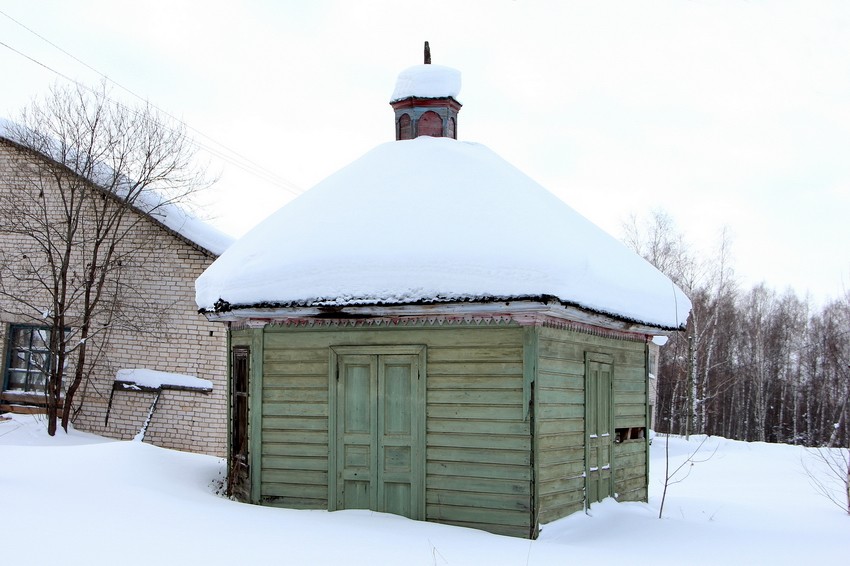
[378,356,417,516]
[338,356,377,511]
[334,349,423,520]
[586,354,614,506]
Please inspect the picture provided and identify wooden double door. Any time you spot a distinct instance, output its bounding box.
[330,346,425,520]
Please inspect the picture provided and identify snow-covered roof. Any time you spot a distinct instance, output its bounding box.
[196,136,691,330]
[0,117,233,257]
[390,64,462,103]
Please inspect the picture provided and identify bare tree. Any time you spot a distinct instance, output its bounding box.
[0,82,207,435]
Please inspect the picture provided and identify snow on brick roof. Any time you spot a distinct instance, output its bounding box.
[115,368,212,391]
[196,136,691,330]
[0,117,233,257]
[390,64,462,103]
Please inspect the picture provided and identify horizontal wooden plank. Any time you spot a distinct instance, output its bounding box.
[537,372,584,390]
[426,503,531,528]
[427,461,531,481]
[427,375,522,390]
[612,450,646,470]
[262,455,328,471]
[536,474,585,497]
[536,404,584,420]
[428,418,530,435]
[428,446,531,466]
[538,358,585,376]
[263,430,328,454]
[427,346,523,363]
[614,439,647,456]
[538,461,586,483]
[427,404,524,420]
[262,442,328,457]
[615,393,647,406]
[427,474,530,496]
[430,518,530,538]
[538,500,584,524]
[263,402,328,417]
[262,429,329,444]
[263,387,327,403]
[264,375,328,389]
[614,367,649,382]
[427,389,522,406]
[264,348,328,363]
[536,447,584,467]
[263,361,328,376]
[262,469,328,486]
[262,495,327,509]
[426,490,531,512]
[535,388,584,405]
[537,418,583,435]
[428,432,529,451]
[428,361,523,377]
[263,418,328,434]
[614,379,647,393]
[614,403,647,417]
[615,476,647,498]
[537,432,583,450]
[262,483,327,500]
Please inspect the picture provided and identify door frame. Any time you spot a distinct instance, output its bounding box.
[328,345,426,518]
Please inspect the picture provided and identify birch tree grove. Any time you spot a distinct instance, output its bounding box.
[0,82,207,435]
[624,211,850,449]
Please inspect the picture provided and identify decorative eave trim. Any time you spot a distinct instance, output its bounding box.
[221,300,663,341]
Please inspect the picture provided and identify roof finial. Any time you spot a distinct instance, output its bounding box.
[424,41,431,65]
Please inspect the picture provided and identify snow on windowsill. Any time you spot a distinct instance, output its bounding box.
[114,369,212,393]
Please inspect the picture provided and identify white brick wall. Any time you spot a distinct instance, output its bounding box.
[0,138,227,456]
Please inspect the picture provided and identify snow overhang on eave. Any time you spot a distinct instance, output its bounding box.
[199,296,682,336]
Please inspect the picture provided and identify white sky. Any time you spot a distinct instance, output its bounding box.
[1,1,848,303]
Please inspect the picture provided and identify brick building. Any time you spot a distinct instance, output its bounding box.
[0,122,231,456]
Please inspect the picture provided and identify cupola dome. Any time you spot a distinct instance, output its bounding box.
[390,42,462,140]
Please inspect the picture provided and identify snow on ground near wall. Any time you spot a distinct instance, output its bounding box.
[115,368,213,390]
[0,414,845,565]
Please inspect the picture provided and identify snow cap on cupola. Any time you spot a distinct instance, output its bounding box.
[390,41,462,140]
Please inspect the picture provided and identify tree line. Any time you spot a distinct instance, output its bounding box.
[624,211,849,448]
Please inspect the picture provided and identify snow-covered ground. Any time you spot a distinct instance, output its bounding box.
[0,414,844,565]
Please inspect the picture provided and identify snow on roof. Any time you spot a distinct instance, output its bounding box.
[196,136,691,329]
[115,368,212,391]
[390,64,462,103]
[0,117,233,257]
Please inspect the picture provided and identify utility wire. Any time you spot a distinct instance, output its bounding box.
[0,8,303,197]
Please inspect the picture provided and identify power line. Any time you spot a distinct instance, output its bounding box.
[0,8,304,197]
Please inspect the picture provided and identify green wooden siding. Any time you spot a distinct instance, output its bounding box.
[236,319,649,538]
[533,326,649,525]
[258,324,532,538]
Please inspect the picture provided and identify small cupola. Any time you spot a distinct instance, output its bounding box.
[390,42,462,140]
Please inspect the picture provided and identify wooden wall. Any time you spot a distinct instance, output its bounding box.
[251,323,533,537]
[233,319,650,538]
[533,326,649,526]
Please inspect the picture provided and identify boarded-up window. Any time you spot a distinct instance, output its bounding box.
[398,114,412,140]
[417,111,443,137]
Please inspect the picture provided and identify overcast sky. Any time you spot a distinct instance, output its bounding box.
[1,1,848,303]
